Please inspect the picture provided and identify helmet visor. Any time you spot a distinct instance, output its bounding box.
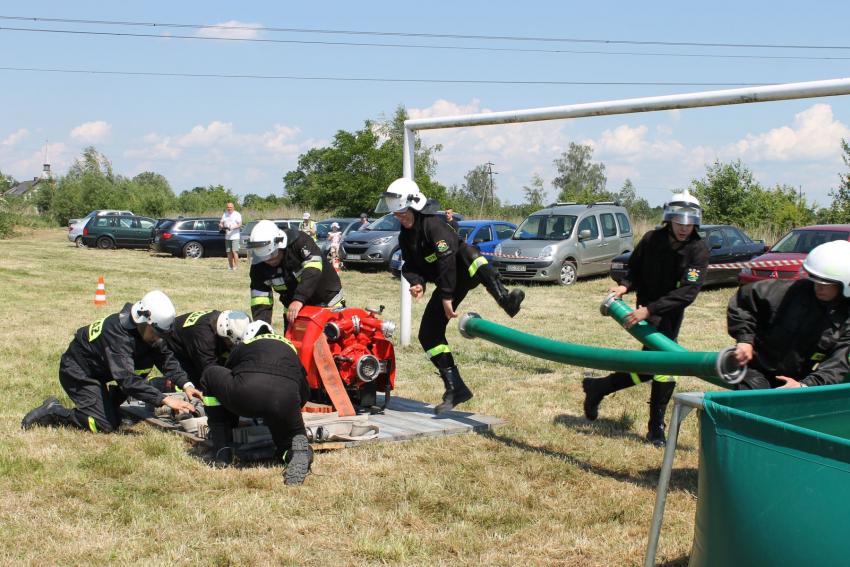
[663,204,701,226]
[374,192,401,214]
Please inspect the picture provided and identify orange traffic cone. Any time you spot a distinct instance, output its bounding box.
[94,276,107,306]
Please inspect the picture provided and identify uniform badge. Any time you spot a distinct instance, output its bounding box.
[302,247,311,258]
[686,268,700,282]
[436,240,449,253]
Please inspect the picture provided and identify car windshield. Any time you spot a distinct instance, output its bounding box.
[513,215,577,240]
[316,220,351,238]
[367,214,401,232]
[458,226,474,241]
[770,229,850,254]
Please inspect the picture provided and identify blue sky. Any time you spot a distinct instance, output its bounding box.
[2,1,850,207]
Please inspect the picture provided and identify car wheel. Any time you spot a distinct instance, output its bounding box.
[558,259,577,286]
[74,236,86,248]
[96,236,114,250]
[183,241,204,259]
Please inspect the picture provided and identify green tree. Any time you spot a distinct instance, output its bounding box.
[129,172,175,217]
[616,178,653,220]
[689,160,764,225]
[820,138,850,223]
[176,185,239,214]
[242,193,281,211]
[552,143,610,203]
[522,173,547,210]
[49,147,125,224]
[0,170,16,194]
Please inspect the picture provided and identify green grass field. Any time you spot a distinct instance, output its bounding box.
[0,229,736,566]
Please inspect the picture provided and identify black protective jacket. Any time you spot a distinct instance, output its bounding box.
[619,226,710,324]
[62,303,187,405]
[226,333,306,382]
[728,279,850,385]
[399,205,467,300]
[249,229,342,323]
[165,310,229,382]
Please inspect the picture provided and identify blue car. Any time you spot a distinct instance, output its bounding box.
[152,217,228,259]
[390,219,517,275]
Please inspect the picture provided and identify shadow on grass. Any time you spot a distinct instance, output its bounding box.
[656,556,689,567]
[478,429,699,493]
[553,413,696,452]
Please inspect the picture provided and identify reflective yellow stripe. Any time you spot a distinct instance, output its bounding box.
[468,256,489,277]
[184,310,213,328]
[87,416,98,433]
[202,396,220,407]
[302,261,323,271]
[424,253,437,263]
[272,284,288,291]
[251,296,273,306]
[811,352,826,362]
[652,374,676,383]
[88,317,107,342]
[426,344,451,358]
[243,333,297,353]
[134,367,153,376]
[630,372,641,385]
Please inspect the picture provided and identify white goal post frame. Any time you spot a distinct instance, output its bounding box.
[398,77,850,346]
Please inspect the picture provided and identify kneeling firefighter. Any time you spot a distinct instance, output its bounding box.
[199,321,312,485]
[22,290,197,433]
[582,190,709,446]
[165,309,251,463]
[378,178,525,414]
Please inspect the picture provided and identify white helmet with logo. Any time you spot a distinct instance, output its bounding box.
[216,310,251,343]
[375,178,426,214]
[803,240,850,298]
[247,220,287,265]
[243,320,274,341]
[662,189,702,226]
[131,290,176,335]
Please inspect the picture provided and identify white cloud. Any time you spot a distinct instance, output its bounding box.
[178,121,235,147]
[2,128,29,146]
[70,121,111,143]
[597,125,648,155]
[262,124,302,155]
[196,20,263,40]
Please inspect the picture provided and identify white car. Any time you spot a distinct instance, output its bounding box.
[67,209,134,247]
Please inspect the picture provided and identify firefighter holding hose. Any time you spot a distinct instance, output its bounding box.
[582,190,709,446]
[378,178,525,414]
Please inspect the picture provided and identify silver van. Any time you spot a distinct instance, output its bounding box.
[491,202,633,285]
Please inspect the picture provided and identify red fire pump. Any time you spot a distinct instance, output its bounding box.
[286,305,396,413]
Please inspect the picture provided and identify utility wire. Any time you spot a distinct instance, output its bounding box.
[2,24,850,61]
[2,15,850,50]
[0,65,773,87]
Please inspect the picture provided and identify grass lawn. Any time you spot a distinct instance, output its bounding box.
[0,228,736,566]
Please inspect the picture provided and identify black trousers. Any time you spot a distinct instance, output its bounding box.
[200,366,308,453]
[605,310,685,386]
[737,364,787,390]
[418,264,478,370]
[58,354,125,433]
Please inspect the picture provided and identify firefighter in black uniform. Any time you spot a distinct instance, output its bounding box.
[199,320,312,485]
[246,220,343,329]
[728,240,850,389]
[378,178,525,414]
[582,191,710,446]
[22,290,197,432]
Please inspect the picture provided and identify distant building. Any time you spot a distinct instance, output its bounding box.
[3,162,52,213]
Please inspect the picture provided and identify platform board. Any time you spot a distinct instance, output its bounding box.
[120,394,505,452]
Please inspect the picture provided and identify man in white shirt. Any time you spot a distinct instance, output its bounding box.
[219,202,243,270]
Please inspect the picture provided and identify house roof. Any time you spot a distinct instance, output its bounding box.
[4,179,42,197]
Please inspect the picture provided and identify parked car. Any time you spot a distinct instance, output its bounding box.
[81,214,155,250]
[315,217,361,257]
[68,209,134,247]
[610,224,766,287]
[152,217,228,258]
[390,219,517,276]
[239,219,302,257]
[491,202,633,285]
[738,224,850,285]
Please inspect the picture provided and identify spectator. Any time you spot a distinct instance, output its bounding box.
[300,212,317,240]
[445,208,459,232]
[219,202,242,270]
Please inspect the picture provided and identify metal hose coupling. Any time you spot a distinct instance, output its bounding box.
[458,312,482,339]
[599,292,619,316]
[715,346,747,385]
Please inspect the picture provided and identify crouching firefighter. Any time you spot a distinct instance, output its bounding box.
[246,219,343,330]
[378,178,525,414]
[582,190,709,447]
[199,321,312,485]
[165,309,251,464]
[22,290,197,433]
[728,240,850,390]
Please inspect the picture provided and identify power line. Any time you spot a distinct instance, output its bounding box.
[3,15,850,50]
[0,65,774,87]
[2,24,850,61]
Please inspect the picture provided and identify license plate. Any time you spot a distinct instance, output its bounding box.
[347,254,361,260]
[506,264,525,272]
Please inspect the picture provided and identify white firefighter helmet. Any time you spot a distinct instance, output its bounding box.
[243,320,274,341]
[216,310,252,343]
[803,240,850,298]
[247,220,287,265]
[131,290,176,335]
[662,189,702,226]
[375,178,426,214]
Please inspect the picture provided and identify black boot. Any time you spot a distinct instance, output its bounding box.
[647,380,676,447]
[206,422,234,467]
[21,397,77,429]
[581,373,635,421]
[479,265,525,317]
[283,434,312,485]
[435,366,473,414]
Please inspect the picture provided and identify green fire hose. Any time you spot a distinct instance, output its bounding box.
[458,312,745,386]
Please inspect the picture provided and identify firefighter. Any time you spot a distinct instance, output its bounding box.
[166,309,251,463]
[582,190,709,446]
[377,178,525,414]
[299,212,317,240]
[199,320,312,485]
[246,219,343,330]
[728,240,850,389]
[21,290,197,433]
